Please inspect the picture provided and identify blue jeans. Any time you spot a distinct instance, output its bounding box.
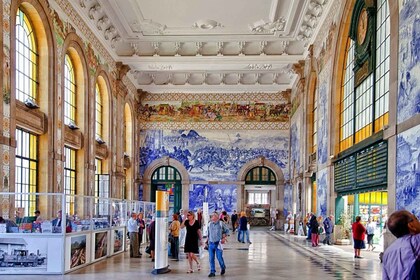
[240,230,250,243]
[208,241,226,274]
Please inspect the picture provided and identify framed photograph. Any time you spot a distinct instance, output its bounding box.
[113,229,124,254]
[70,235,87,269]
[94,232,108,259]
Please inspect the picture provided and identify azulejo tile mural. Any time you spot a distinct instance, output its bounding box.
[316,168,328,218]
[398,0,420,124]
[317,77,329,165]
[396,124,420,217]
[189,184,237,213]
[283,184,293,216]
[140,129,289,182]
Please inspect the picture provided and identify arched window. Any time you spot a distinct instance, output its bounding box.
[15,8,38,103]
[95,83,103,140]
[339,0,390,151]
[64,54,76,125]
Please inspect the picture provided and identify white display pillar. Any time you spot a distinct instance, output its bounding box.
[152,191,170,275]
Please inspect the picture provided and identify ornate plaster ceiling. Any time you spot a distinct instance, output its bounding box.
[72,0,332,93]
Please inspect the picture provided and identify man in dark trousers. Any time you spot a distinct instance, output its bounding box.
[231,210,238,233]
[323,215,334,245]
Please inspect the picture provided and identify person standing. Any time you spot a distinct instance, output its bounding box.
[286,212,293,233]
[181,210,202,273]
[323,215,334,245]
[169,213,180,261]
[127,212,140,258]
[238,212,251,244]
[148,218,156,261]
[197,208,203,229]
[309,214,319,247]
[366,217,376,251]
[137,213,145,255]
[231,210,238,233]
[382,210,420,280]
[207,212,229,277]
[352,216,366,259]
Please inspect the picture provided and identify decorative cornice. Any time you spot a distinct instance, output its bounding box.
[297,0,331,41]
[138,122,289,131]
[141,92,290,102]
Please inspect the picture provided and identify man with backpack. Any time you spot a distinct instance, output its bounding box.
[206,211,230,277]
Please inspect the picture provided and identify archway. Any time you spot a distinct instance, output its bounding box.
[142,157,190,211]
[237,157,285,223]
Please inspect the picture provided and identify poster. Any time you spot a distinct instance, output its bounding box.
[113,229,123,253]
[70,235,86,269]
[0,235,63,274]
[94,232,108,259]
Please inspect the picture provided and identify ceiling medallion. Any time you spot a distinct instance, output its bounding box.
[192,19,223,30]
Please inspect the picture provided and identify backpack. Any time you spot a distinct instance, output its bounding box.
[409,236,420,280]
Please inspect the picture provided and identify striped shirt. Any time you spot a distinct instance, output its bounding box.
[208,220,229,243]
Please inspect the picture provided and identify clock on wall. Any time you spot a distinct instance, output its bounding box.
[349,0,376,87]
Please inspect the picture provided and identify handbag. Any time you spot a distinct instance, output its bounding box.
[168,233,174,243]
[145,245,151,255]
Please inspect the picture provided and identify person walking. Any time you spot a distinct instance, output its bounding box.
[309,214,319,247]
[127,212,140,258]
[207,212,229,277]
[352,216,366,259]
[323,215,334,245]
[179,209,187,248]
[169,213,180,261]
[366,217,376,251]
[181,210,202,273]
[382,210,420,280]
[231,210,238,233]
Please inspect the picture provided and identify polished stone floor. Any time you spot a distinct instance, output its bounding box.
[1,230,382,280]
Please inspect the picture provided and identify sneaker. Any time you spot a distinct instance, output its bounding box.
[208,273,216,277]
[221,268,226,275]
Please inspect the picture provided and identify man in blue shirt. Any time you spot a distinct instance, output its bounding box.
[322,215,334,245]
[206,212,229,277]
[382,210,420,280]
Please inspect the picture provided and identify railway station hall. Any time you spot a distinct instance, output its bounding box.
[0,0,419,279]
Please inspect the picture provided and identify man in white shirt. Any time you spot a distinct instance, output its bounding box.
[127,212,140,258]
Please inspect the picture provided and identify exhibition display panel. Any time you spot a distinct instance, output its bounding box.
[0,192,155,274]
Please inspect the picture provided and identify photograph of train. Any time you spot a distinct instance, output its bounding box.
[0,238,47,272]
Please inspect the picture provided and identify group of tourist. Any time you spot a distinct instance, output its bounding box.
[168,209,229,277]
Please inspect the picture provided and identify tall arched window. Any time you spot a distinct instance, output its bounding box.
[64,54,76,125]
[15,8,38,103]
[339,0,390,151]
[95,83,103,140]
